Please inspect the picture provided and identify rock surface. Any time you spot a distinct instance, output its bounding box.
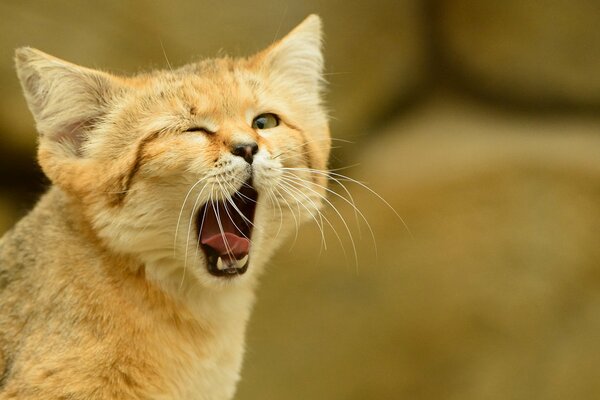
[437,0,600,107]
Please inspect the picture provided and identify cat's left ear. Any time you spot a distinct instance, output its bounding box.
[256,14,324,97]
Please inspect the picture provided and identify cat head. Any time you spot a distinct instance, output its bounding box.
[15,15,330,290]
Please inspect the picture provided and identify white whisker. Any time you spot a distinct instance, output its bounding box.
[282,172,377,257]
[174,176,209,256]
[277,179,350,262]
[278,175,358,268]
[283,167,412,237]
[271,185,301,246]
[276,179,328,252]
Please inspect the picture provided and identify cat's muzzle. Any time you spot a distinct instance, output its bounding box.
[197,180,258,277]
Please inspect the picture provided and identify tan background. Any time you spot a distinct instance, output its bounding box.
[1,1,600,399]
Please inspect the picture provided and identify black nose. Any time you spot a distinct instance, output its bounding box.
[231,142,259,164]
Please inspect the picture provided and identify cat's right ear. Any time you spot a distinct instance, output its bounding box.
[15,47,122,157]
[15,48,125,194]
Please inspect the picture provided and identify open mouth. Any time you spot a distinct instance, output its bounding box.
[197,180,258,277]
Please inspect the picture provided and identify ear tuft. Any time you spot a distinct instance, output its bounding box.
[15,47,120,157]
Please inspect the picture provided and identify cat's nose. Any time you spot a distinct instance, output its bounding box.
[231,142,259,164]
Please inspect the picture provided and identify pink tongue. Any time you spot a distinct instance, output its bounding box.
[201,232,250,259]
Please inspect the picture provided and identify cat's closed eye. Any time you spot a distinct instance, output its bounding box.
[184,126,213,134]
[252,113,279,130]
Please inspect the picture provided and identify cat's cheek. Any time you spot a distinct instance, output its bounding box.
[141,140,215,177]
[251,157,282,191]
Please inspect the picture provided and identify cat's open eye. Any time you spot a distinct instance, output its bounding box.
[252,113,279,130]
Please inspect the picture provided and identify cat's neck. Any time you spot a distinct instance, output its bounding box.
[145,257,257,326]
[16,187,252,398]
[39,186,257,323]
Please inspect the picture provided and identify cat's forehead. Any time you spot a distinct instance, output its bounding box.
[139,58,255,93]
[129,57,259,117]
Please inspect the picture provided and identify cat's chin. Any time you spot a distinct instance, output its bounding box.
[197,180,258,279]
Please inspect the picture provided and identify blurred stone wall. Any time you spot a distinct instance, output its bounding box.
[436,0,600,107]
[1,1,600,400]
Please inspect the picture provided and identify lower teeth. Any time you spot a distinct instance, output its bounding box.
[237,255,249,268]
[215,255,249,271]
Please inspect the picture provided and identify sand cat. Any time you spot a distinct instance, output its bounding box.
[0,15,329,399]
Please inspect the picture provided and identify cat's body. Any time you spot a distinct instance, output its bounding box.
[0,15,329,399]
[0,188,251,399]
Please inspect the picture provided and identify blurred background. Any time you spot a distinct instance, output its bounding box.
[2,1,600,399]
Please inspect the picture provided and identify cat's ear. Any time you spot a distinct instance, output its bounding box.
[15,47,122,158]
[15,48,125,194]
[257,14,324,97]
